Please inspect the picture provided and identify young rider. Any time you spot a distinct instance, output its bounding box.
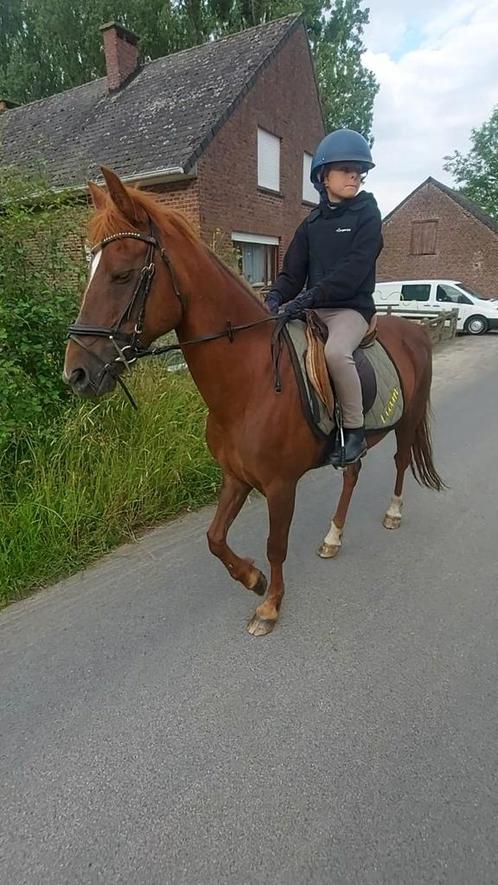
[265,129,383,465]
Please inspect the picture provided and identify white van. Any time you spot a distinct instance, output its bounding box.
[374,279,498,335]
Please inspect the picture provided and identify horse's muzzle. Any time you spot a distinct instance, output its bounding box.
[63,365,117,398]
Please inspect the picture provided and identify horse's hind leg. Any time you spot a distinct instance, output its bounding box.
[207,472,267,596]
[317,462,361,558]
[383,422,411,530]
[247,480,297,637]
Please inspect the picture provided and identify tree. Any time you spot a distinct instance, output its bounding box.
[210,0,378,134]
[314,0,378,134]
[0,0,191,103]
[0,0,378,139]
[444,105,498,219]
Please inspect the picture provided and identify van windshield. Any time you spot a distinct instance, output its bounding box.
[457,283,483,300]
[436,283,472,305]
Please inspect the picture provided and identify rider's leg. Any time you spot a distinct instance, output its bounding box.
[317,308,369,464]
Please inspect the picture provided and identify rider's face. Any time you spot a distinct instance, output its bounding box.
[323,164,364,202]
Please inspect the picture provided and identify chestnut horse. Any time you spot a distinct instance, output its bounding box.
[64,168,443,636]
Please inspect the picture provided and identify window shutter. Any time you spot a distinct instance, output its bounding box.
[410,220,438,255]
[257,128,280,191]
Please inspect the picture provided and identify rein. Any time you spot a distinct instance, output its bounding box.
[68,224,280,408]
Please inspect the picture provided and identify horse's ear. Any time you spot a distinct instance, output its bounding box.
[100,166,138,222]
[88,181,107,210]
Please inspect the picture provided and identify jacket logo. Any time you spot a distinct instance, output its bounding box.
[336,227,352,233]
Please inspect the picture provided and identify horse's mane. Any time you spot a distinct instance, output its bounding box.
[89,184,264,308]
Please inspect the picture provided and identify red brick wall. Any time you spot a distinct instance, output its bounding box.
[196,24,324,268]
[378,181,498,298]
[154,178,201,233]
[46,181,200,277]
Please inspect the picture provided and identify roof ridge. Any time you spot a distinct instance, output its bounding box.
[154,13,301,61]
[0,14,310,189]
[1,15,300,113]
[383,175,498,236]
[382,177,431,223]
[1,73,107,115]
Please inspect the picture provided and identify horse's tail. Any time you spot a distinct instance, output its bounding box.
[410,398,445,491]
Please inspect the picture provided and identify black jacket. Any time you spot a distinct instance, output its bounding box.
[269,191,383,321]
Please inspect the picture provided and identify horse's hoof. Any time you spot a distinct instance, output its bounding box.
[383,515,401,530]
[317,542,341,559]
[247,570,267,596]
[247,615,276,636]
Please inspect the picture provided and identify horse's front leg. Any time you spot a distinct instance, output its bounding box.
[207,471,267,596]
[247,481,297,637]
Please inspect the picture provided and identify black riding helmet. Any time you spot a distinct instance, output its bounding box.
[310,129,375,193]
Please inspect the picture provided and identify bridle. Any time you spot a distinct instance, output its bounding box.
[68,225,185,390]
[67,220,278,408]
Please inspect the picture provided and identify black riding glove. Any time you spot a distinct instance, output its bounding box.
[265,291,281,315]
[281,289,315,321]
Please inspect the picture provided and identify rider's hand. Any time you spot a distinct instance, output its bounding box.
[281,290,314,321]
[265,292,281,315]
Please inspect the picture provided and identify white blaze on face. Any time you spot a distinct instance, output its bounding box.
[89,248,102,282]
[64,248,103,381]
[81,249,102,306]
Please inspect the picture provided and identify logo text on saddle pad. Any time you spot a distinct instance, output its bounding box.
[380,386,401,424]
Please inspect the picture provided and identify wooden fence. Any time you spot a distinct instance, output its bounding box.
[254,286,459,347]
[375,306,459,345]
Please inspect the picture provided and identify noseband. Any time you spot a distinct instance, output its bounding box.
[69,226,184,359]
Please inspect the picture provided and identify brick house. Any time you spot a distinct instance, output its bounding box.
[377,177,498,299]
[0,15,324,287]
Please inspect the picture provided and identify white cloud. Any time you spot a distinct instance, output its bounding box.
[362,0,498,215]
[364,0,454,54]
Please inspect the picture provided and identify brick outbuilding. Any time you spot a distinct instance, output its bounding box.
[377,177,498,299]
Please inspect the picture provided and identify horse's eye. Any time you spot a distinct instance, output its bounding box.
[113,270,134,283]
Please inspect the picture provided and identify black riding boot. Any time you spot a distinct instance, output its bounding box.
[328,427,367,467]
[342,427,367,464]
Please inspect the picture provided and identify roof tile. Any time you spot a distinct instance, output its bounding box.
[0,15,300,188]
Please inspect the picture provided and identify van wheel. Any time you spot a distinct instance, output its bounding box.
[464,315,488,335]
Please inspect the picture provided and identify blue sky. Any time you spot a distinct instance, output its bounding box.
[389,26,423,61]
[361,0,498,215]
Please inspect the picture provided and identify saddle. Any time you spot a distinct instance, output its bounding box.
[304,311,378,418]
[274,314,403,441]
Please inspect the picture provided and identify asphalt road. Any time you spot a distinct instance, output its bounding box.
[1,335,498,885]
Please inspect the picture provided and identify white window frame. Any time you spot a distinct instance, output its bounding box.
[231,231,279,246]
[257,128,280,192]
[231,232,279,287]
[302,152,318,204]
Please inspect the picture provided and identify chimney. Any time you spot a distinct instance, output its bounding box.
[100,21,139,92]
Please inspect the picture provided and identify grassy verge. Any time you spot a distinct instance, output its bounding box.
[0,364,220,607]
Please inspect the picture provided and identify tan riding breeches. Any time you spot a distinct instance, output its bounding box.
[315,308,369,428]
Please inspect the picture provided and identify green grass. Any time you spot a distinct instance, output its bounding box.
[0,364,220,607]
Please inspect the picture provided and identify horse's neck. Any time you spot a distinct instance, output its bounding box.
[175,248,269,415]
[177,249,264,339]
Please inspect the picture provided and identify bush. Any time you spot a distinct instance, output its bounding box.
[0,168,87,451]
[0,364,220,605]
[0,169,219,606]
